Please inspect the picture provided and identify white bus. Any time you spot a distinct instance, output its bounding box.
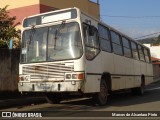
[18,7,153,105]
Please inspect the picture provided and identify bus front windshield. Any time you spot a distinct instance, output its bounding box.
[20,22,82,63]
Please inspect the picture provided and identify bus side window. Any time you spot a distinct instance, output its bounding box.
[111,31,123,55]
[98,24,112,52]
[122,37,132,58]
[144,48,150,63]
[83,24,100,60]
[138,45,145,61]
[131,42,139,60]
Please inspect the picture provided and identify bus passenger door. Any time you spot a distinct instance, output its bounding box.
[83,24,102,93]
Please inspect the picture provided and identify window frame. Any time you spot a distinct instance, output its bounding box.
[111,30,123,56]
[138,45,145,62]
[131,41,139,60]
[83,23,100,60]
[98,24,112,53]
[144,47,151,63]
[122,36,132,58]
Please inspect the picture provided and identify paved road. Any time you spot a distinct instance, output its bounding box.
[1,81,160,119]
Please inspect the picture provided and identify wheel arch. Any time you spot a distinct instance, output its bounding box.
[101,72,112,91]
[141,74,145,85]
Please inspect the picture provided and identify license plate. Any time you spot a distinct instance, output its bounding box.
[40,83,51,89]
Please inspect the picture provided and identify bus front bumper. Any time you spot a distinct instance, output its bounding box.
[18,81,82,93]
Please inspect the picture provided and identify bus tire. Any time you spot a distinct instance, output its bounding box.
[131,76,145,95]
[92,79,108,106]
[46,93,61,104]
[137,76,145,95]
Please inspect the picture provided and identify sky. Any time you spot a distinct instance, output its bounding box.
[96,0,160,39]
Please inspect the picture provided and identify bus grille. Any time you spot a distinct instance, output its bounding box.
[22,62,74,81]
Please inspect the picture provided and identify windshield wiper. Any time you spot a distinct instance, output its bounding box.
[27,25,36,51]
[54,21,66,50]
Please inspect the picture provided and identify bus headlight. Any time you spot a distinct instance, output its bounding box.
[66,74,71,79]
[19,75,30,82]
[72,74,77,79]
[25,76,30,81]
[65,73,84,80]
[20,77,24,81]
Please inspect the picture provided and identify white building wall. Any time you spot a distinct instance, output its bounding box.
[144,44,160,59]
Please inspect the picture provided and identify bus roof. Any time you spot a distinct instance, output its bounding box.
[22,7,149,50]
[22,7,80,28]
[81,10,149,50]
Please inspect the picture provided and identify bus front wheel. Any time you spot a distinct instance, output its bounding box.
[92,80,108,106]
[46,93,61,104]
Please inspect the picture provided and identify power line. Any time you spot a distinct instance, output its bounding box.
[134,32,160,40]
[101,15,160,18]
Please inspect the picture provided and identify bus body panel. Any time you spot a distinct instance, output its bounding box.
[83,54,102,93]
[124,57,135,89]
[112,54,126,90]
[18,81,82,92]
[18,60,84,92]
[146,63,154,85]
[101,51,115,74]
[18,7,154,97]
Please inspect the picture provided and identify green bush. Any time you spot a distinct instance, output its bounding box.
[0,40,8,48]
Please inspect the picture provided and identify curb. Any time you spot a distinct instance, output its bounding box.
[153,77,160,83]
[0,96,46,110]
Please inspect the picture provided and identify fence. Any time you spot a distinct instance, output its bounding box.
[0,49,20,92]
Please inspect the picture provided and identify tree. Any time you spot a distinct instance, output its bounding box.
[0,5,21,48]
[155,34,160,44]
[156,34,160,44]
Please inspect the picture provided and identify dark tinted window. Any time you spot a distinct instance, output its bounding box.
[122,37,132,58]
[112,44,123,55]
[98,25,109,40]
[144,48,150,63]
[100,38,112,52]
[111,31,123,55]
[111,31,121,44]
[122,37,130,48]
[131,42,139,60]
[138,45,145,61]
[98,25,111,52]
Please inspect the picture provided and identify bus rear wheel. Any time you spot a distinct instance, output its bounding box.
[137,78,145,95]
[93,80,108,106]
[46,93,61,104]
[131,77,145,95]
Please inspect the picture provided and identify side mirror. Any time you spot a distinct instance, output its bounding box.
[89,26,95,36]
